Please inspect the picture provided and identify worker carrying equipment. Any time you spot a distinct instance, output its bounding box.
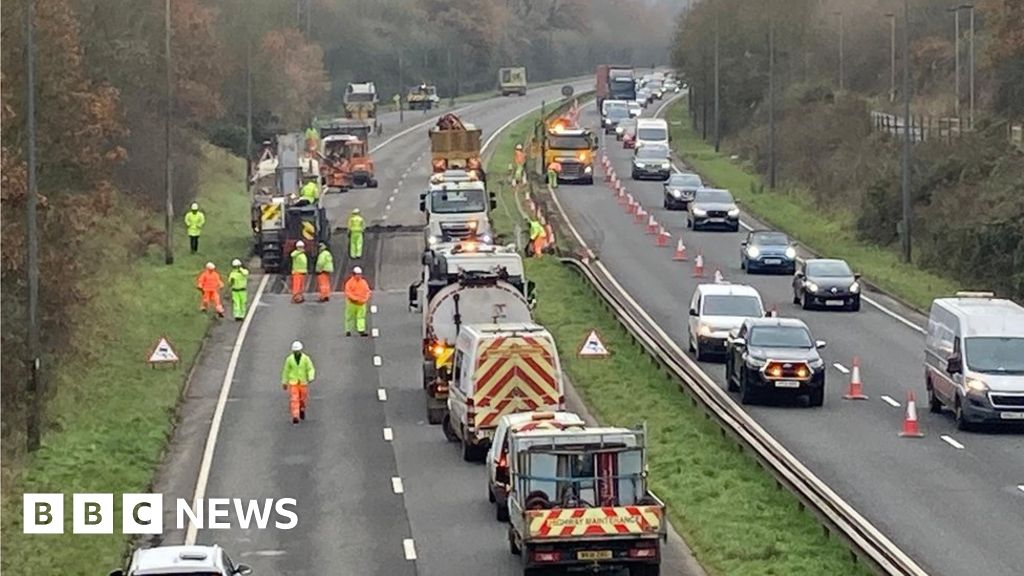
[281,340,316,424]
[196,262,225,317]
[290,240,308,303]
[348,208,365,259]
[299,175,319,203]
[315,242,334,302]
[528,218,547,258]
[228,258,249,321]
[185,203,206,254]
[344,266,372,336]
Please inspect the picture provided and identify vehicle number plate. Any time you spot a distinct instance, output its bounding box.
[764,258,782,265]
[578,550,613,560]
[825,299,845,306]
[709,217,724,223]
[999,411,1024,420]
[774,380,801,388]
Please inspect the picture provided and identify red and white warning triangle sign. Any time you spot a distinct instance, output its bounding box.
[578,329,610,358]
[148,337,179,364]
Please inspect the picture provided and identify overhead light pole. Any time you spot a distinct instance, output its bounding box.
[25,0,43,452]
[965,4,975,129]
[885,13,896,103]
[713,0,721,153]
[767,0,776,189]
[164,0,174,266]
[948,6,961,117]
[900,0,912,264]
[833,10,845,92]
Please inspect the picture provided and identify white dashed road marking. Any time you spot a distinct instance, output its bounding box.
[940,435,965,450]
[371,327,380,337]
[392,477,405,494]
[370,304,378,314]
[833,363,850,374]
[880,395,902,408]
[377,388,388,402]
[403,539,417,561]
[373,355,382,366]
[1018,485,1024,494]
[383,427,393,441]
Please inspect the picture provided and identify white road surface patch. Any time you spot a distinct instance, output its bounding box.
[940,435,965,450]
[185,274,270,545]
[880,395,902,408]
[371,327,380,337]
[248,550,288,557]
[370,304,378,313]
[373,355,382,366]
[383,427,394,441]
[392,477,405,494]
[833,363,850,374]
[403,538,417,561]
[377,388,388,402]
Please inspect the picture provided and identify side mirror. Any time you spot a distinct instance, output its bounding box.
[732,337,747,348]
[526,279,536,297]
[419,200,426,212]
[815,340,827,349]
[795,271,804,278]
[688,308,698,317]
[854,273,862,280]
[740,241,747,246]
[408,283,421,311]
[235,565,253,576]
[490,199,497,210]
[946,353,963,375]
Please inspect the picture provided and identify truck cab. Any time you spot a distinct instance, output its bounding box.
[506,425,666,576]
[344,82,378,119]
[544,124,597,185]
[499,66,528,96]
[420,171,496,247]
[408,84,439,110]
[412,241,535,307]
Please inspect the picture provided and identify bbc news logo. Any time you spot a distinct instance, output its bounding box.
[23,494,298,534]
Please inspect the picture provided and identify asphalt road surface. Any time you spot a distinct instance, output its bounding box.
[155,80,706,576]
[551,94,1024,576]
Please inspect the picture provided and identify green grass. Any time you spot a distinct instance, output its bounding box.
[665,100,958,311]
[486,112,872,576]
[1,144,250,575]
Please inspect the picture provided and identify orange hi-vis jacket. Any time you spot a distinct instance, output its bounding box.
[514,149,526,166]
[196,269,223,292]
[344,275,372,304]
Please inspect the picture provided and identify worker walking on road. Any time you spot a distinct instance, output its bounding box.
[281,340,315,424]
[528,217,547,258]
[513,143,527,186]
[290,241,308,303]
[315,242,334,302]
[228,259,249,321]
[348,208,365,259]
[184,203,205,254]
[343,266,372,337]
[546,160,561,189]
[196,262,225,318]
[299,175,319,203]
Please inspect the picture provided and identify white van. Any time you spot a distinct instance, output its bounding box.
[635,118,670,149]
[485,411,585,521]
[688,283,766,361]
[924,292,1024,430]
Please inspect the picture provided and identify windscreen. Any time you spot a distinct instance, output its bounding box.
[752,232,789,246]
[637,127,667,141]
[748,326,813,348]
[429,189,486,214]
[669,174,702,187]
[608,108,629,120]
[702,295,763,317]
[965,337,1024,373]
[610,78,636,99]
[637,146,668,160]
[695,189,734,204]
[548,136,590,150]
[806,261,852,277]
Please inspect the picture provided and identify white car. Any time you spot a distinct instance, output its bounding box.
[110,545,252,576]
[627,100,642,117]
[687,283,766,361]
[485,411,585,521]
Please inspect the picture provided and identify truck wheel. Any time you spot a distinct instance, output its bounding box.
[426,406,444,425]
[442,414,458,442]
[808,387,825,407]
[488,484,496,503]
[461,431,477,462]
[496,500,510,522]
[739,372,758,405]
[368,179,378,188]
[508,526,521,556]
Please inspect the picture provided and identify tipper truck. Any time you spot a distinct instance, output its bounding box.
[498,66,527,96]
[506,424,667,576]
[430,113,484,178]
[344,82,378,120]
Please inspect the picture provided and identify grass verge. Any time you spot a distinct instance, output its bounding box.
[665,99,958,311]
[486,112,871,575]
[1,144,249,574]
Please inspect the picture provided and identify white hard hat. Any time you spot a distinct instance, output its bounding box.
[291,340,303,352]
[515,143,523,150]
[232,258,242,267]
[191,202,199,210]
[205,262,215,270]
[352,208,360,214]
[353,266,363,274]
[296,240,305,248]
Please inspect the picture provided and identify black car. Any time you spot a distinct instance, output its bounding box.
[740,230,797,274]
[687,188,740,231]
[725,318,827,406]
[663,172,703,210]
[792,258,861,311]
[602,107,630,134]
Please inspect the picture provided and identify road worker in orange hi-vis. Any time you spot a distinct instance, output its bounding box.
[281,340,316,424]
[290,240,308,303]
[546,159,561,189]
[343,266,372,337]
[196,262,225,318]
[513,143,527,186]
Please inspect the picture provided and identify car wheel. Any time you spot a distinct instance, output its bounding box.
[686,217,693,229]
[740,259,746,271]
[663,197,669,209]
[801,292,811,310]
[508,525,521,555]
[792,289,801,305]
[694,341,703,362]
[927,381,943,413]
[954,396,974,431]
[850,296,861,312]
[739,371,757,405]
[730,224,740,232]
[726,359,739,392]
[631,170,639,180]
[688,332,695,353]
[808,387,825,407]
[488,484,496,503]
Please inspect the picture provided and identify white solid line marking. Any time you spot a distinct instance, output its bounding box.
[371,327,380,337]
[1017,485,1024,494]
[383,427,393,441]
[392,477,404,494]
[833,363,850,374]
[880,395,901,408]
[403,538,417,561]
[373,355,382,366]
[385,204,392,211]
[940,435,965,450]
[370,304,378,313]
[185,274,270,545]
[377,388,388,401]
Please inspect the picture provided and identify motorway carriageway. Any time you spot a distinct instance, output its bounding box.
[152,80,705,576]
[549,94,1024,576]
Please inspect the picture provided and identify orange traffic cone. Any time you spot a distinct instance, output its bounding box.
[672,238,689,261]
[843,357,869,400]
[628,198,639,215]
[604,168,611,182]
[713,269,725,283]
[656,227,670,247]
[898,391,925,437]
[617,190,628,205]
[693,253,705,277]
[646,215,658,234]
[634,206,646,223]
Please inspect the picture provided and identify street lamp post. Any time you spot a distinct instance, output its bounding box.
[833,11,845,92]
[966,4,975,129]
[767,0,776,189]
[25,0,43,452]
[164,0,174,266]
[713,2,721,153]
[948,6,961,117]
[900,0,912,264]
[885,13,896,103]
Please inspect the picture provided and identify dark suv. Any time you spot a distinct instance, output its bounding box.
[725,318,827,406]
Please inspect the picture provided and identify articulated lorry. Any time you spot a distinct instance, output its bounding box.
[596,65,637,111]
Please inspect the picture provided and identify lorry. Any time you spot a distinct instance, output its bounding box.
[506,425,667,576]
[596,65,637,111]
[343,82,378,120]
[498,66,527,96]
[429,113,483,178]
[407,84,440,110]
[544,119,597,185]
[318,134,378,190]
[408,242,536,424]
[250,133,331,273]
[420,170,496,247]
[443,323,565,462]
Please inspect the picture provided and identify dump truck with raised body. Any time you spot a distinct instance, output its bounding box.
[430,113,483,178]
[408,252,535,425]
[344,82,378,119]
[498,66,527,96]
[506,425,667,576]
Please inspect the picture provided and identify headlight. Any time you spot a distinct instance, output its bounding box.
[616,126,624,134]
[692,208,707,216]
[427,235,439,246]
[806,281,819,293]
[785,246,797,259]
[479,233,492,243]
[746,356,767,367]
[965,377,988,393]
[849,281,860,293]
[698,323,712,336]
[635,162,646,168]
[468,221,478,230]
[661,162,670,169]
[727,208,740,217]
[671,189,681,197]
[746,246,760,258]
[584,165,592,173]
[808,357,824,368]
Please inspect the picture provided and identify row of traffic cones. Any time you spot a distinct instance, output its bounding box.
[842,357,926,437]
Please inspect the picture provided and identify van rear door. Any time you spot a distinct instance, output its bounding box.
[471,335,561,432]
